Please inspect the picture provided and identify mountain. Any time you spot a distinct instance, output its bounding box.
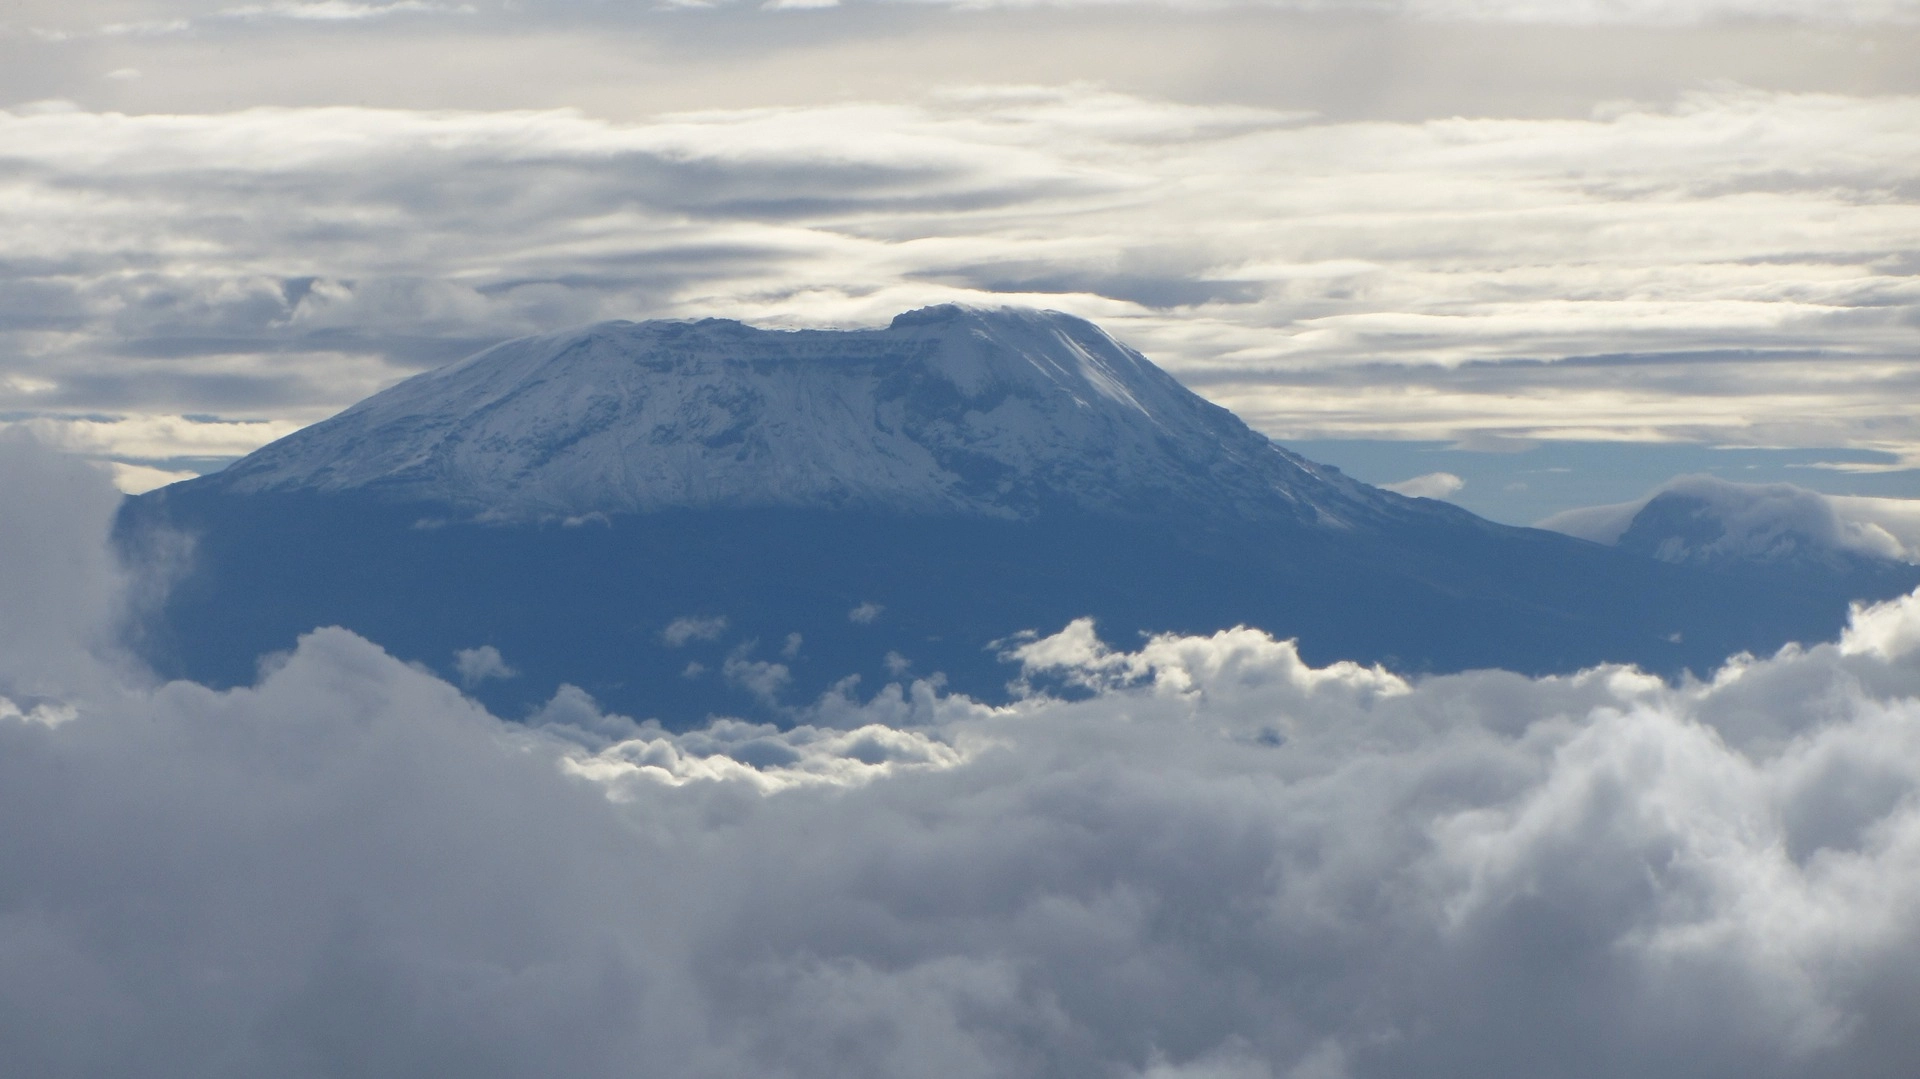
[115,306,1919,725]
[205,305,1384,527]
[1541,475,1920,571]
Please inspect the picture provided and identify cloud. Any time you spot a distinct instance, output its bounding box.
[1347,0,1920,22]
[220,1,475,22]
[8,438,1920,1075]
[26,0,476,38]
[662,615,729,645]
[453,643,517,686]
[22,0,1919,37]
[0,86,1916,477]
[848,601,884,623]
[1830,494,1920,560]
[1842,587,1920,660]
[1541,475,1920,563]
[851,0,1920,20]
[1382,471,1464,499]
[0,432,130,701]
[107,460,199,493]
[722,649,792,704]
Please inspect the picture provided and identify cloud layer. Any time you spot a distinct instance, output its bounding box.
[2,85,1917,483]
[8,438,1920,1076]
[12,0,1919,34]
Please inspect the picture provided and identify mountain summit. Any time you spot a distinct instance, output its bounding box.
[119,307,1916,724]
[213,305,1378,527]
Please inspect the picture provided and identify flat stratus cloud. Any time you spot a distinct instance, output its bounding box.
[12,0,1918,34]
[11,0,474,38]
[1,85,1914,479]
[7,436,1920,1076]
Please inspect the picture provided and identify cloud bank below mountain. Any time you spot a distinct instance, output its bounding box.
[7,437,1920,1076]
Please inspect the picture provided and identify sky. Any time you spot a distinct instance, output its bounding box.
[1,0,1917,520]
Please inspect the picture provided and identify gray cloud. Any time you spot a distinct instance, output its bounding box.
[0,85,1915,486]
[0,432,127,698]
[662,615,729,646]
[13,0,1918,35]
[7,438,1920,1075]
[453,643,516,686]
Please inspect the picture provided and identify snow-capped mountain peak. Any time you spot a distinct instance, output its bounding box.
[205,305,1380,524]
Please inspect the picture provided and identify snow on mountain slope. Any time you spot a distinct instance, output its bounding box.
[209,305,1390,525]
